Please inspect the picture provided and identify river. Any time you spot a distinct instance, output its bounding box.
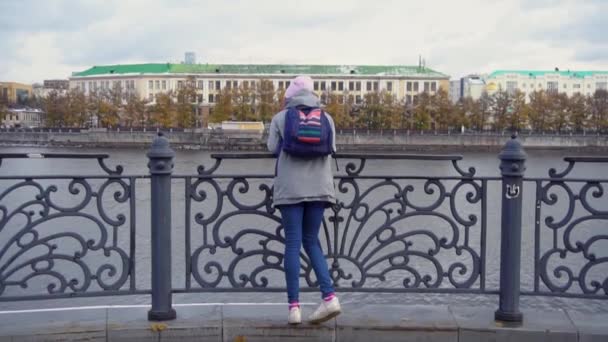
[0,145,607,313]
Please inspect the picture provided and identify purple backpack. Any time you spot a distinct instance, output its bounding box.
[281,107,333,158]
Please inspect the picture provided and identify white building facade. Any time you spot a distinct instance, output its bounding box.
[485,70,608,99]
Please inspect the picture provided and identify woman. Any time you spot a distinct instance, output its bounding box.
[267,75,341,325]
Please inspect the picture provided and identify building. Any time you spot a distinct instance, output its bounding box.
[449,80,461,103]
[485,70,608,99]
[33,79,69,98]
[184,52,196,65]
[1,107,45,128]
[68,63,450,109]
[450,75,486,103]
[0,82,33,105]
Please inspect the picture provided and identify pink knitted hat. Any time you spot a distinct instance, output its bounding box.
[284,76,314,99]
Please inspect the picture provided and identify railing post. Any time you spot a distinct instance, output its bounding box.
[147,132,177,321]
[495,135,527,323]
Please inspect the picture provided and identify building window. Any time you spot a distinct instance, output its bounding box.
[413,82,419,92]
[356,82,361,91]
[386,82,393,92]
[338,96,344,104]
[214,81,220,90]
[596,82,607,90]
[522,83,526,88]
[338,81,344,91]
[320,81,326,91]
[573,84,581,89]
[197,94,203,103]
[506,81,518,94]
[547,81,558,93]
[226,81,231,89]
[162,80,166,90]
[431,82,437,92]
[149,80,153,89]
[331,81,337,91]
[366,81,372,91]
[373,82,378,91]
[349,81,354,91]
[233,81,238,88]
[587,84,591,89]
[208,94,214,103]
[243,81,249,89]
[406,95,412,104]
[314,81,319,91]
[348,95,354,103]
[198,81,204,89]
[278,81,284,89]
[209,81,214,90]
[424,82,430,92]
[155,80,160,90]
[178,81,184,89]
[407,82,412,91]
[413,95,419,105]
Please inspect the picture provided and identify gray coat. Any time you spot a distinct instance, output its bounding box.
[266,90,337,207]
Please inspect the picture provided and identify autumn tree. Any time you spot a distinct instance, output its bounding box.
[569,93,587,131]
[175,78,197,128]
[151,92,176,128]
[209,88,233,123]
[506,90,528,131]
[527,90,550,131]
[257,79,277,123]
[124,93,148,127]
[588,89,608,132]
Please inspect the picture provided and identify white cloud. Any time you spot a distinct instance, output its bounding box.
[1,0,607,83]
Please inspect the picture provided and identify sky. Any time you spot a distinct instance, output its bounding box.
[1,0,607,84]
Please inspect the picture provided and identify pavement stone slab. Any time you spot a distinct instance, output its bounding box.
[336,304,458,342]
[0,308,106,342]
[159,305,221,342]
[107,306,160,342]
[566,310,608,342]
[450,306,578,342]
[222,304,335,342]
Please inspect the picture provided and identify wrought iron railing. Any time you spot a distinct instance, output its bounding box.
[0,135,606,323]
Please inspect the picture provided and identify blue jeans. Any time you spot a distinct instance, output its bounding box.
[279,201,334,303]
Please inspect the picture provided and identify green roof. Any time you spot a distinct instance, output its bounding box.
[489,70,608,79]
[72,63,448,78]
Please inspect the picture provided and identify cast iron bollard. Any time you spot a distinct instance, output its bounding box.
[147,132,177,321]
[495,135,527,323]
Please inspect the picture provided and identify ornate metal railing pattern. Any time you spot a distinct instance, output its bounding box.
[0,135,606,323]
[180,153,493,294]
[529,157,608,299]
[0,153,140,301]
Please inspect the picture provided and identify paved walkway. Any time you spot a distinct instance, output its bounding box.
[0,303,606,341]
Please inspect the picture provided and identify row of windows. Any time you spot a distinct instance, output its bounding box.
[3,113,41,122]
[144,79,438,93]
[79,80,136,92]
[505,81,608,91]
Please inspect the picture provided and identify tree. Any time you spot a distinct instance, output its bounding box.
[528,90,550,132]
[175,77,197,128]
[507,90,528,131]
[257,79,277,123]
[210,87,233,123]
[588,89,608,132]
[569,93,587,132]
[491,90,511,131]
[124,93,148,127]
[549,92,569,132]
[233,84,256,121]
[411,92,433,130]
[432,89,453,130]
[44,90,67,126]
[151,92,175,127]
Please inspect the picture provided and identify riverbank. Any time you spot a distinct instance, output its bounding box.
[1,130,607,152]
[1,303,605,341]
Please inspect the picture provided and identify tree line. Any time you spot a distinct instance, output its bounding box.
[8,76,608,133]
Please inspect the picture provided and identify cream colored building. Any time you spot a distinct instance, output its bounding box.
[0,82,33,104]
[485,70,608,99]
[68,63,450,107]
